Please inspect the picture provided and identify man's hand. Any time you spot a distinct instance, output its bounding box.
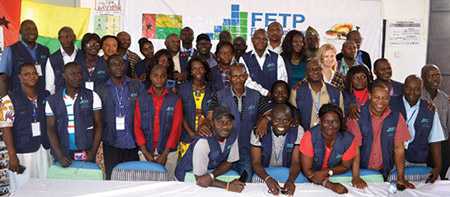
[426,168,440,184]
[197,121,213,137]
[326,182,348,194]
[228,179,245,193]
[142,152,154,162]
[283,180,296,195]
[265,176,281,195]
[59,156,72,168]
[397,179,415,190]
[310,170,329,184]
[196,174,213,187]
[351,176,368,189]
[8,155,20,172]
[255,116,269,138]
[154,152,168,165]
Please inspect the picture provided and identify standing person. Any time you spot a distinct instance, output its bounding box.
[337,41,363,76]
[218,31,232,44]
[95,55,144,180]
[135,38,154,81]
[46,26,78,94]
[180,27,196,59]
[177,57,214,159]
[194,34,217,68]
[46,62,102,167]
[165,34,188,83]
[0,20,50,92]
[3,63,50,180]
[421,64,450,179]
[373,58,403,97]
[304,26,320,59]
[267,22,284,54]
[337,30,372,71]
[116,31,141,79]
[211,42,234,91]
[239,29,287,96]
[0,75,12,194]
[280,30,307,87]
[233,36,247,62]
[318,44,345,91]
[134,64,183,179]
[75,33,109,91]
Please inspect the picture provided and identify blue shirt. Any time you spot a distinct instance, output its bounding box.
[402,97,447,148]
[0,41,38,75]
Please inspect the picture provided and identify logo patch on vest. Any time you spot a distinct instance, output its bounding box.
[336,154,342,159]
[97,70,106,75]
[166,107,174,112]
[286,143,294,148]
[247,105,255,110]
[79,98,90,108]
[386,127,395,133]
[130,93,138,98]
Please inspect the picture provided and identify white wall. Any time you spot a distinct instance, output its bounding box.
[382,0,430,82]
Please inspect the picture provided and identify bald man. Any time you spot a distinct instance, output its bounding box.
[336,30,372,71]
[421,64,450,179]
[165,33,188,82]
[390,75,446,182]
[267,22,283,54]
[117,31,141,78]
[0,20,50,92]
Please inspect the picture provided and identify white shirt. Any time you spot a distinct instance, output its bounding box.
[192,138,239,176]
[250,126,304,167]
[268,43,282,54]
[239,48,288,96]
[402,97,447,149]
[45,47,78,94]
[172,52,181,73]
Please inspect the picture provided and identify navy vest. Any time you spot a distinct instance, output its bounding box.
[95,79,142,148]
[391,80,404,97]
[175,136,236,181]
[137,89,179,154]
[75,53,109,89]
[9,88,50,153]
[310,125,354,171]
[296,82,341,130]
[9,42,49,91]
[49,50,70,92]
[390,97,434,163]
[358,104,399,178]
[178,81,215,142]
[210,66,227,92]
[215,87,260,155]
[242,50,279,90]
[47,88,95,157]
[260,127,298,167]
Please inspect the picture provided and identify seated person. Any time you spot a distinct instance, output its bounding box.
[300,103,358,194]
[251,104,304,195]
[175,106,245,193]
[46,62,102,166]
[347,81,415,190]
[390,75,446,183]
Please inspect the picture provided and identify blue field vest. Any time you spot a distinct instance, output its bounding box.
[242,50,279,90]
[75,53,109,89]
[47,88,95,157]
[48,49,71,92]
[210,66,228,91]
[260,127,298,167]
[309,125,354,171]
[9,88,50,153]
[296,82,341,130]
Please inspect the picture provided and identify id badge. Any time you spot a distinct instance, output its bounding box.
[116,116,125,130]
[35,64,42,76]
[85,81,94,91]
[31,122,41,137]
[73,151,87,161]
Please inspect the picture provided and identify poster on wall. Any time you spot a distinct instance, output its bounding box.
[94,0,122,37]
[387,20,421,46]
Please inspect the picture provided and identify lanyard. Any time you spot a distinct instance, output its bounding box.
[407,108,418,125]
[314,91,321,115]
[115,85,125,116]
[31,99,38,122]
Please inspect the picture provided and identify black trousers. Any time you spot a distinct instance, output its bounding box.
[103,143,139,180]
[441,140,450,179]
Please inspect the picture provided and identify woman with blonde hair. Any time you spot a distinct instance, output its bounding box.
[317,44,345,91]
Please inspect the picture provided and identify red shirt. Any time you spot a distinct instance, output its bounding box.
[134,87,183,152]
[353,88,369,106]
[346,108,410,170]
[299,131,358,170]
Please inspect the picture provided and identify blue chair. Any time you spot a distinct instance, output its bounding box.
[388,166,432,182]
[47,161,103,180]
[252,167,308,183]
[111,161,169,181]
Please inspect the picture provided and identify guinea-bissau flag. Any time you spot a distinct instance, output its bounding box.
[21,0,91,53]
[0,0,21,48]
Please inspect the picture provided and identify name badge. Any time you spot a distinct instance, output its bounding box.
[31,122,41,137]
[85,81,94,91]
[116,116,125,130]
[35,64,42,76]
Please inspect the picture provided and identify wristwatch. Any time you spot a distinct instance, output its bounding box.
[328,169,334,176]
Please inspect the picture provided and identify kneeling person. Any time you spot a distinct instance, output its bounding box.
[175,106,244,193]
[251,104,304,195]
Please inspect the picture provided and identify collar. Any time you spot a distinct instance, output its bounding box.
[20,40,37,50]
[403,96,420,110]
[148,86,169,96]
[63,88,78,100]
[369,107,392,119]
[308,81,327,94]
[251,48,270,58]
[106,77,131,87]
[231,87,246,98]
[60,46,78,58]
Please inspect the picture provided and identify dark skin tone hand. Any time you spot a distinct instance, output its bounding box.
[47,116,72,167]
[2,127,21,172]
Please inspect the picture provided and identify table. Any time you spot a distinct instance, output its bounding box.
[12,179,450,197]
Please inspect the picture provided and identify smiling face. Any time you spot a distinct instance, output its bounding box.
[20,20,38,44]
[85,39,100,56]
[102,37,118,58]
[271,83,289,104]
[403,76,422,106]
[320,111,340,139]
[423,67,441,92]
[190,60,207,81]
[271,106,293,135]
[117,32,131,50]
[321,49,337,69]
[19,64,39,87]
[251,30,268,52]
[64,64,83,89]
[213,116,234,139]
[369,85,390,115]
[306,59,323,83]
[374,60,392,81]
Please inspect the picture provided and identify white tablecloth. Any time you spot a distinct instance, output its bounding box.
[11,179,450,197]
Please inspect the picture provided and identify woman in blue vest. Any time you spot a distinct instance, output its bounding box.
[76,33,109,91]
[251,104,304,195]
[343,65,373,119]
[3,63,50,179]
[175,106,245,193]
[178,57,214,159]
[135,38,154,81]
[210,41,234,91]
[280,30,307,87]
[299,103,358,194]
[46,62,103,167]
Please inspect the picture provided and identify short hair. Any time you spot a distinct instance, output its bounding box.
[150,64,167,74]
[252,28,266,37]
[404,74,422,85]
[186,56,211,81]
[215,41,235,56]
[318,103,346,132]
[165,33,179,41]
[81,33,100,52]
[370,79,390,93]
[229,62,247,74]
[373,58,389,71]
[213,105,234,120]
[100,35,119,47]
[272,103,293,118]
[421,64,440,78]
[106,54,123,67]
[63,62,81,73]
[270,80,291,97]
[58,26,75,37]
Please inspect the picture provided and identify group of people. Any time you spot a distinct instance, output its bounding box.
[0,19,448,195]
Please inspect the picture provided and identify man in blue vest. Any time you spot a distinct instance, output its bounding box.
[391,75,446,183]
[165,33,188,82]
[0,20,50,92]
[203,63,262,181]
[373,58,403,97]
[194,34,217,68]
[180,27,196,59]
[46,62,103,167]
[3,63,50,179]
[175,106,244,192]
[239,29,287,96]
[250,104,304,195]
[347,81,415,189]
[46,27,78,94]
[290,58,343,130]
[95,54,144,180]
